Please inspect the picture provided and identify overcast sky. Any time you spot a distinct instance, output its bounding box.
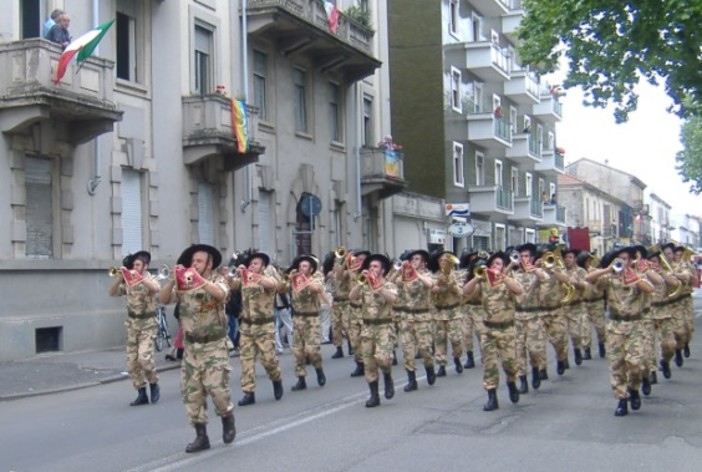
[555,79,700,219]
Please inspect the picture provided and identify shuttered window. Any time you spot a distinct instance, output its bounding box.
[121,168,143,256]
[198,182,214,245]
[257,191,273,255]
[25,156,53,259]
[194,24,213,95]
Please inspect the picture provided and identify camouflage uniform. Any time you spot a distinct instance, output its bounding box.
[474,279,519,390]
[538,272,568,364]
[513,269,546,376]
[347,272,365,364]
[563,266,588,353]
[648,274,676,371]
[602,273,650,400]
[360,280,399,383]
[233,278,282,394]
[290,272,324,376]
[671,261,694,350]
[396,270,434,372]
[583,274,606,352]
[177,274,233,425]
[330,274,350,349]
[118,274,159,390]
[677,260,695,347]
[459,269,480,355]
[431,271,464,367]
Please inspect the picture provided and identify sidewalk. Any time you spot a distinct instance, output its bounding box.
[0,347,181,401]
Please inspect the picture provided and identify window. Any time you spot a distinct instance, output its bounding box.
[511,168,519,197]
[473,235,489,251]
[362,96,373,147]
[538,178,545,201]
[329,82,343,142]
[475,152,485,186]
[21,0,41,39]
[453,142,464,187]
[471,14,482,42]
[25,156,53,259]
[257,190,274,255]
[549,182,556,201]
[495,225,506,251]
[194,24,214,95]
[451,67,462,113]
[449,0,458,36]
[474,82,484,112]
[198,182,214,245]
[525,172,533,197]
[495,160,503,188]
[547,131,555,150]
[121,169,143,255]
[116,12,136,81]
[293,67,309,133]
[253,50,268,121]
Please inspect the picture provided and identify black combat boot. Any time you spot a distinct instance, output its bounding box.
[660,359,672,379]
[350,362,364,377]
[675,349,684,367]
[331,346,344,359]
[574,348,582,366]
[436,365,447,377]
[464,351,475,369]
[383,371,395,399]
[392,351,398,366]
[454,357,464,374]
[556,360,566,375]
[531,367,541,390]
[583,347,592,360]
[641,376,651,396]
[130,387,149,406]
[518,375,529,394]
[539,368,548,380]
[614,399,628,417]
[650,371,658,385]
[238,392,255,406]
[149,382,160,404]
[347,339,354,356]
[185,424,210,453]
[222,410,236,444]
[507,381,520,404]
[273,380,283,400]
[404,370,418,392]
[365,381,380,408]
[598,342,606,358]
[483,388,498,411]
[684,342,690,358]
[426,365,436,386]
[291,376,307,391]
[628,388,641,411]
[316,368,326,387]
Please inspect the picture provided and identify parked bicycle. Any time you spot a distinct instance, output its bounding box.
[154,304,172,352]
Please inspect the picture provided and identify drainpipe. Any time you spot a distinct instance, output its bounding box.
[87,0,101,195]
[354,83,362,221]
[239,0,252,213]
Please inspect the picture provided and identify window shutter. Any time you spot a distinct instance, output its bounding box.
[198,182,214,245]
[24,156,53,258]
[257,191,273,255]
[121,169,143,256]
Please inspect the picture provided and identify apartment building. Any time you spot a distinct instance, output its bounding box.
[648,192,673,244]
[387,0,566,254]
[0,0,398,361]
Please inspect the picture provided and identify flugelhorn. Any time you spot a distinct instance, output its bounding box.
[473,265,487,279]
[157,264,171,281]
[108,266,121,277]
[611,258,626,273]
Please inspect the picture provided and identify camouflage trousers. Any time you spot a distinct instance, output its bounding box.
[539,308,568,362]
[239,331,282,393]
[434,308,464,365]
[514,313,546,376]
[348,305,364,363]
[641,316,655,375]
[652,312,676,364]
[361,322,395,383]
[292,314,322,377]
[466,305,485,353]
[479,326,517,391]
[564,302,586,350]
[181,337,233,425]
[331,301,350,347]
[606,319,646,399]
[400,315,434,372]
[670,300,690,350]
[583,299,606,348]
[125,323,159,390]
[683,294,695,341]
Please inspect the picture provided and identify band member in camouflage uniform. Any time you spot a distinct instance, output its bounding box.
[430,251,465,376]
[349,254,398,407]
[674,245,696,362]
[325,252,348,359]
[108,251,161,406]
[343,250,370,377]
[662,243,694,367]
[283,255,327,391]
[160,244,235,453]
[537,251,569,377]
[227,252,283,406]
[578,252,607,359]
[585,247,653,417]
[395,250,436,391]
[463,252,523,412]
[562,248,589,366]
[459,250,480,368]
[510,243,548,393]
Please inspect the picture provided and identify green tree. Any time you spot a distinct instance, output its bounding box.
[517,0,702,122]
[677,115,702,194]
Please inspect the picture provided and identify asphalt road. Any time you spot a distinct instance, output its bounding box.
[2,306,701,472]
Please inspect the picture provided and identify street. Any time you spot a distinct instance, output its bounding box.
[2,306,702,472]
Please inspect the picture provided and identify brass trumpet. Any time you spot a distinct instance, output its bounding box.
[441,254,460,275]
[335,246,347,260]
[542,252,557,269]
[157,264,171,281]
[108,266,121,277]
[509,251,520,265]
[612,258,626,273]
[473,265,487,280]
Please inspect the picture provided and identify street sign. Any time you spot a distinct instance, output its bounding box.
[300,193,322,217]
[444,203,470,217]
[448,221,474,238]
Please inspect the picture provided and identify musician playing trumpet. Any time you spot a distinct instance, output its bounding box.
[561,248,590,367]
[430,251,465,377]
[108,250,161,407]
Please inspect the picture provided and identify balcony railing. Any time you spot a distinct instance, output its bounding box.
[494,118,511,141]
[491,44,512,74]
[496,186,514,211]
[530,198,543,217]
[528,135,541,156]
[555,205,566,223]
[554,151,565,171]
[360,148,407,199]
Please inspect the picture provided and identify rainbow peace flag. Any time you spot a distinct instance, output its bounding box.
[231,99,249,153]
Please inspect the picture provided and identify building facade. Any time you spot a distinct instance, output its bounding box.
[0,0,400,361]
[387,0,566,255]
[648,192,673,244]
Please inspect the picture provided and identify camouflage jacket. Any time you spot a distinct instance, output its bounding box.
[395,269,432,320]
[177,273,230,340]
[360,280,398,321]
[539,269,566,310]
[475,279,518,323]
[118,273,158,329]
[583,269,606,301]
[238,278,277,336]
[430,271,462,308]
[601,273,652,317]
[513,269,542,310]
[290,272,324,314]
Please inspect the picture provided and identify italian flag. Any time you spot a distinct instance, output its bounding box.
[53,19,115,84]
[323,0,340,34]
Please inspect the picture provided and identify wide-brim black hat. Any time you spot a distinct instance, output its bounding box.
[675,245,686,253]
[407,249,430,263]
[361,253,391,274]
[516,243,537,255]
[646,250,662,260]
[322,252,335,275]
[459,249,478,269]
[632,245,647,259]
[487,251,507,268]
[123,250,151,269]
[576,252,591,268]
[246,252,270,268]
[293,254,318,274]
[661,242,676,252]
[562,247,579,258]
[428,250,455,273]
[177,244,222,269]
[614,246,636,259]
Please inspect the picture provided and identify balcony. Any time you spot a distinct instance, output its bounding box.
[534,149,564,175]
[448,41,511,82]
[501,1,524,44]
[245,0,380,82]
[360,148,408,199]
[505,133,541,169]
[504,69,540,105]
[468,185,513,217]
[466,99,512,151]
[509,196,543,225]
[0,39,122,145]
[533,92,563,122]
[472,0,511,17]
[539,204,567,228]
[182,95,265,170]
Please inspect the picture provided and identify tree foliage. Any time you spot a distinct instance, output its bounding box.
[677,113,702,194]
[517,0,702,122]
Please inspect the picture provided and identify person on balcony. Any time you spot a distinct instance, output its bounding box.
[43,9,64,39]
[47,13,71,49]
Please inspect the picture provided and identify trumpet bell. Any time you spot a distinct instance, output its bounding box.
[612,258,625,273]
[108,266,121,277]
[157,264,171,281]
[334,246,347,260]
[509,251,520,264]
